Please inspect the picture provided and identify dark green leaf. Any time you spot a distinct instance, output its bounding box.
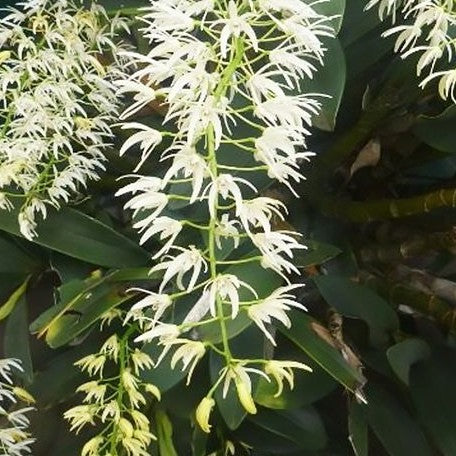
[413,105,456,154]
[410,349,456,456]
[387,339,430,385]
[366,384,432,456]
[236,407,327,453]
[302,38,346,131]
[314,275,399,345]
[156,410,178,456]
[295,240,342,267]
[0,202,149,268]
[4,294,33,383]
[279,310,364,392]
[348,400,368,456]
[30,273,130,348]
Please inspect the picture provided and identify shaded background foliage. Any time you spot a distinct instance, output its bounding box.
[2,0,456,454]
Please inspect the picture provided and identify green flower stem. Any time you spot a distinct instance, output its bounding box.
[205,37,247,364]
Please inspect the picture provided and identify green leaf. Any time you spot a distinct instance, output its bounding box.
[387,339,430,385]
[349,400,368,456]
[156,410,178,456]
[410,349,456,456]
[141,345,188,392]
[413,105,456,154]
[279,311,364,392]
[0,235,38,275]
[366,383,432,456]
[30,346,87,406]
[302,38,346,131]
[295,240,342,267]
[314,275,399,346]
[4,294,33,383]
[236,407,328,453]
[0,202,149,268]
[30,273,130,348]
[0,276,30,321]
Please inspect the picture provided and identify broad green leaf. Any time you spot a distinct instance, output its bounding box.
[156,410,178,456]
[366,383,432,456]
[4,294,33,383]
[0,276,30,321]
[349,401,368,456]
[236,407,327,452]
[0,201,149,268]
[413,105,456,154]
[410,350,456,456]
[279,311,364,392]
[30,272,131,348]
[302,38,346,131]
[0,235,38,274]
[141,345,188,392]
[30,346,87,406]
[314,275,399,346]
[295,240,342,267]
[387,339,430,385]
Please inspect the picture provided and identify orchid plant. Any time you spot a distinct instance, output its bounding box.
[114,0,334,435]
[2,0,456,455]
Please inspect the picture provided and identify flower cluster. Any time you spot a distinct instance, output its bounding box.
[366,0,456,102]
[64,319,160,456]
[117,0,332,433]
[0,358,35,456]
[0,0,128,239]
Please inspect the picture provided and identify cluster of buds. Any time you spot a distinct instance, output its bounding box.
[64,318,160,456]
[0,0,128,239]
[117,0,332,434]
[366,0,456,102]
[0,358,35,456]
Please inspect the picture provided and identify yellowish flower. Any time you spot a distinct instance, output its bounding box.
[195,397,215,433]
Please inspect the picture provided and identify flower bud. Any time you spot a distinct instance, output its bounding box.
[234,378,257,414]
[12,387,35,404]
[196,397,215,433]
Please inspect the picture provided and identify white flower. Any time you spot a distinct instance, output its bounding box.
[134,323,180,344]
[126,290,173,328]
[215,214,241,249]
[254,95,321,131]
[133,216,182,254]
[0,0,125,238]
[116,80,158,120]
[119,123,162,171]
[220,364,269,414]
[247,284,306,344]
[205,174,257,217]
[252,230,306,271]
[216,1,258,58]
[170,339,206,384]
[246,72,285,105]
[150,246,208,292]
[206,274,258,319]
[161,143,209,203]
[238,196,286,233]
